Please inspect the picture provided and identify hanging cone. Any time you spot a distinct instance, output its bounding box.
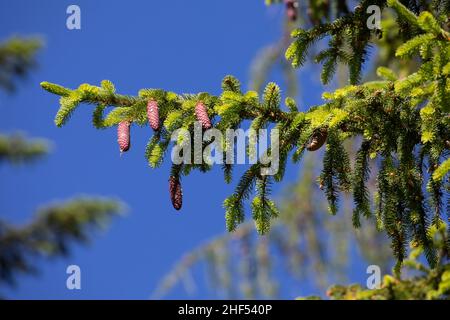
[306,129,327,151]
[117,121,131,153]
[147,100,160,131]
[195,102,212,129]
[169,176,183,210]
[285,0,297,22]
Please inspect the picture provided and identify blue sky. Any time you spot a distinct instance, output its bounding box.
[0,1,370,299]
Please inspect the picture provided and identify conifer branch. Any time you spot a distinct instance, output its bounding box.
[40,1,450,269]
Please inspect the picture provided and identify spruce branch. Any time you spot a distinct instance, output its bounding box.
[40,3,450,269]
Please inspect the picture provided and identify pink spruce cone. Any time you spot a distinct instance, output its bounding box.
[147,100,159,131]
[169,176,183,211]
[285,0,297,22]
[195,102,212,129]
[117,121,131,153]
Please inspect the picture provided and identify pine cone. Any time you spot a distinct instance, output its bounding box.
[195,102,212,129]
[147,100,159,131]
[306,129,327,151]
[285,0,297,22]
[169,176,183,210]
[117,121,131,153]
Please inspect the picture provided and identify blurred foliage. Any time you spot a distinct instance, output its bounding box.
[249,13,298,97]
[303,223,450,300]
[0,37,41,92]
[0,133,49,164]
[152,154,392,299]
[0,35,125,297]
[0,36,47,165]
[0,198,125,287]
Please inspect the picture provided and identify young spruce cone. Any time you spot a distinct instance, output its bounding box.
[147,100,159,131]
[306,129,328,151]
[117,121,131,153]
[195,102,212,129]
[169,176,183,210]
[285,0,298,22]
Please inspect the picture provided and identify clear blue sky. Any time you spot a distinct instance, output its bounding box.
[0,0,370,299]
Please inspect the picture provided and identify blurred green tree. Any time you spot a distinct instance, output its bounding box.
[0,37,125,296]
[0,37,41,93]
[152,154,392,299]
